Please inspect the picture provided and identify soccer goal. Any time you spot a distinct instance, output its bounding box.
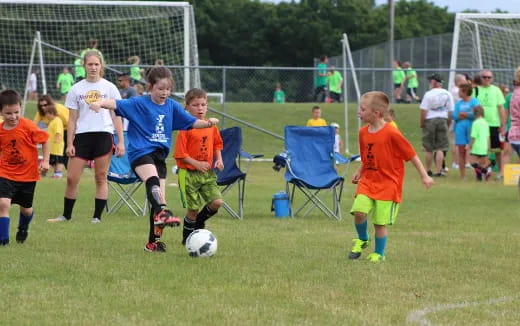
[449,13,520,89]
[0,0,200,112]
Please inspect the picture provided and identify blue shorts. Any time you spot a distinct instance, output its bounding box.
[454,120,472,145]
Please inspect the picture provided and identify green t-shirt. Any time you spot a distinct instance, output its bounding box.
[504,92,512,131]
[393,68,405,84]
[328,71,343,94]
[273,90,285,103]
[475,85,505,127]
[130,65,141,81]
[405,68,418,88]
[57,72,74,94]
[74,58,85,79]
[315,63,328,87]
[471,117,490,155]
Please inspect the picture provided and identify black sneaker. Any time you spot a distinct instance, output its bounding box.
[16,229,28,243]
[427,170,433,177]
[432,173,445,177]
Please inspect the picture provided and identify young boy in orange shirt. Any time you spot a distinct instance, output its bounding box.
[0,90,49,245]
[174,88,224,244]
[349,91,433,262]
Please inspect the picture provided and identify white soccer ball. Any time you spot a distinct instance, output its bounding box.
[185,229,218,258]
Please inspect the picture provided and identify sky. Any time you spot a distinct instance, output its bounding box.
[374,0,520,13]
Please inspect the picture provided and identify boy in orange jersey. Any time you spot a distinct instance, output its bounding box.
[0,90,49,245]
[349,91,433,262]
[174,88,224,244]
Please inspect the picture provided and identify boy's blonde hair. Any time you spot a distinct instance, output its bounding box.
[185,88,207,105]
[312,105,321,112]
[473,105,484,117]
[361,91,390,115]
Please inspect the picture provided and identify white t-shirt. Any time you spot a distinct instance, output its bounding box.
[420,87,454,120]
[65,78,121,134]
[29,73,37,92]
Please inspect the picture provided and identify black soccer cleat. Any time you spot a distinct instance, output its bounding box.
[16,229,28,243]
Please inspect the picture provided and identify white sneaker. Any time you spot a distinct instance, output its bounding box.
[91,218,101,224]
[47,216,68,223]
[451,162,459,170]
[465,163,472,169]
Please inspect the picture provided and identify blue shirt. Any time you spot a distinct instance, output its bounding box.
[452,98,478,122]
[116,96,196,163]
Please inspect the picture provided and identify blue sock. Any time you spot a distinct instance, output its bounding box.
[354,220,369,241]
[375,236,388,256]
[0,217,10,242]
[18,212,33,230]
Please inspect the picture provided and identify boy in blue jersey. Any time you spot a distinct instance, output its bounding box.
[90,66,219,253]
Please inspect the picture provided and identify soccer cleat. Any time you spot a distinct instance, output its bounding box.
[91,218,101,224]
[485,169,493,182]
[366,252,385,263]
[47,215,68,223]
[153,208,181,227]
[144,241,167,253]
[0,239,9,246]
[16,229,28,243]
[348,238,370,259]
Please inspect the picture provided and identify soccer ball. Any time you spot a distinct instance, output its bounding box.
[185,229,218,258]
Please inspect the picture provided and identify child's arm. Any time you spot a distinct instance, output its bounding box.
[192,118,219,129]
[351,164,362,184]
[90,99,117,112]
[40,140,50,173]
[66,110,77,157]
[214,149,224,171]
[181,157,211,173]
[409,155,434,189]
[54,133,61,144]
[110,111,125,157]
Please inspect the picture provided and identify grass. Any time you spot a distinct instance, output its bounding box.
[2,101,519,325]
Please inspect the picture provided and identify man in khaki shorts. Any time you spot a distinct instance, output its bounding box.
[420,74,454,177]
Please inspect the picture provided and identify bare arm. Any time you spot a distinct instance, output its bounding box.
[409,155,434,189]
[180,156,211,173]
[90,99,117,112]
[499,104,507,134]
[66,109,77,157]
[214,149,224,171]
[192,118,219,129]
[351,163,362,184]
[110,111,125,157]
[40,140,50,173]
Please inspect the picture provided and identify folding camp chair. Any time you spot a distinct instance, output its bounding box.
[216,126,263,219]
[107,133,147,216]
[280,126,358,220]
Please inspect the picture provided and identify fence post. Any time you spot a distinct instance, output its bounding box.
[222,66,227,128]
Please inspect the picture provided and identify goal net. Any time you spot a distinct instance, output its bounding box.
[449,13,520,89]
[0,0,200,110]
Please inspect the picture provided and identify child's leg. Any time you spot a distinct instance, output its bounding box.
[17,207,34,243]
[0,198,11,245]
[457,145,467,179]
[196,198,224,229]
[182,209,198,245]
[58,157,85,220]
[353,212,369,241]
[374,225,388,257]
[348,194,373,260]
[91,153,111,221]
[470,155,483,181]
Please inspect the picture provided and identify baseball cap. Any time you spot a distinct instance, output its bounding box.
[330,122,340,129]
[427,73,443,83]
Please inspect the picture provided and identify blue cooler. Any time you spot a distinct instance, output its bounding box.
[271,191,290,218]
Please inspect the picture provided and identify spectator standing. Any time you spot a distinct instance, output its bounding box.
[273,82,285,104]
[306,106,327,127]
[392,60,405,103]
[402,62,420,103]
[420,73,454,177]
[56,67,75,100]
[314,55,330,102]
[328,67,343,103]
[27,69,38,101]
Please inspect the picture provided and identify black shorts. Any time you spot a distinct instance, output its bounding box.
[50,154,64,165]
[131,149,167,179]
[0,177,36,208]
[407,87,418,97]
[489,127,501,150]
[73,132,114,161]
[329,92,341,102]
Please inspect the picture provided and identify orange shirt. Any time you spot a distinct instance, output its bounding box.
[0,118,49,182]
[174,126,223,170]
[356,123,416,203]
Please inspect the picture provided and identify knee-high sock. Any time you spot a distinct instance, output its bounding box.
[354,220,369,241]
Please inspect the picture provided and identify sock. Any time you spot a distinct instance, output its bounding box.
[145,177,166,213]
[18,212,33,230]
[354,220,369,241]
[183,216,197,244]
[375,236,388,256]
[63,197,76,220]
[195,205,217,229]
[93,198,107,220]
[148,209,161,243]
[0,217,10,244]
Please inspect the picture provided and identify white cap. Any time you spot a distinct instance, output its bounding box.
[330,122,340,128]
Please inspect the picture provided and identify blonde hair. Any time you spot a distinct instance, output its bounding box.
[83,50,104,77]
[185,88,207,105]
[361,91,390,115]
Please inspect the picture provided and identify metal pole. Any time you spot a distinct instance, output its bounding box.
[222,66,227,129]
[342,34,349,154]
[36,31,47,95]
[388,0,395,99]
[22,34,38,116]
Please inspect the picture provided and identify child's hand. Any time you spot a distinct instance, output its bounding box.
[214,159,224,171]
[208,118,219,126]
[351,171,361,184]
[195,161,211,173]
[40,159,50,173]
[422,175,434,189]
[90,102,102,113]
[114,141,125,158]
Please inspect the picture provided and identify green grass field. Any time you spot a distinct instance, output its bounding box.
[2,102,519,325]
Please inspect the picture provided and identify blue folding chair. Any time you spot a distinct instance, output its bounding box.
[107,133,147,216]
[216,126,263,219]
[280,126,358,220]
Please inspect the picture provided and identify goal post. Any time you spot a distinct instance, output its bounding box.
[0,0,200,111]
[449,13,520,89]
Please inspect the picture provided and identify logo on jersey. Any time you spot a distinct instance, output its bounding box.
[81,90,102,104]
[150,114,167,143]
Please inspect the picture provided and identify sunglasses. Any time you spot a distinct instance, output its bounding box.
[482,76,493,79]
[39,103,48,106]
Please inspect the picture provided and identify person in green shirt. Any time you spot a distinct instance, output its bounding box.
[128,55,144,84]
[328,67,343,103]
[402,61,420,103]
[469,105,492,181]
[56,67,75,100]
[73,53,85,82]
[273,82,285,104]
[392,60,405,103]
[474,70,506,178]
[314,54,330,103]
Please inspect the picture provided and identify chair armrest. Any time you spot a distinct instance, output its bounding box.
[333,152,360,165]
[239,150,263,159]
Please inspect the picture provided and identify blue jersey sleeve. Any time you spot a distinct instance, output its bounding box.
[171,101,197,130]
[115,97,138,119]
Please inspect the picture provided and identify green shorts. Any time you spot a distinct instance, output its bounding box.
[350,194,400,226]
[422,118,449,152]
[178,169,222,210]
